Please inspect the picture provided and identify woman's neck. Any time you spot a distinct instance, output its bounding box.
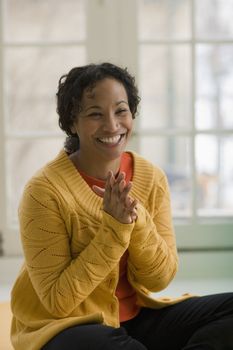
[69,151,122,180]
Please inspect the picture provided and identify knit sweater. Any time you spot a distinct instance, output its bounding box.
[11,150,191,350]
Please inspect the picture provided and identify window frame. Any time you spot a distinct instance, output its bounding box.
[0,0,87,254]
[137,0,233,250]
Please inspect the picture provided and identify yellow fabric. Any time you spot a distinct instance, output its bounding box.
[11,150,191,350]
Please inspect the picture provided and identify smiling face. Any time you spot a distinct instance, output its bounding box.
[71,78,133,169]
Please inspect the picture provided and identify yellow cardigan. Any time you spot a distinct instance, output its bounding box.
[11,150,190,350]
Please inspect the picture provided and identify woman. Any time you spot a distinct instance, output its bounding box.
[11,63,233,350]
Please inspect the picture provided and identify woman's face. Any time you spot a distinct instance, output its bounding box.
[72,78,133,163]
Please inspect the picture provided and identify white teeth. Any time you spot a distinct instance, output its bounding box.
[98,135,122,144]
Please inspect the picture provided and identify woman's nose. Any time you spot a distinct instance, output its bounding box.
[102,114,119,132]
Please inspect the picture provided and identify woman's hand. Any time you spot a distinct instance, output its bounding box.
[93,171,138,224]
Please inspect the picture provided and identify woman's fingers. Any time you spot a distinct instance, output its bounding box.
[92,185,105,197]
[120,182,132,203]
[104,171,113,202]
[125,198,138,222]
[128,198,138,212]
[119,178,126,193]
[111,172,125,196]
[115,172,125,184]
[109,171,115,188]
[98,171,138,224]
[92,171,114,199]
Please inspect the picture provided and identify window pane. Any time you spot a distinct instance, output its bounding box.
[5,47,86,133]
[196,0,233,39]
[6,138,64,226]
[138,0,191,40]
[139,45,191,129]
[4,0,86,42]
[140,136,192,217]
[196,135,233,216]
[196,45,233,129]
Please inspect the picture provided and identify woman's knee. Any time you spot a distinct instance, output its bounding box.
[103,326,147,350]
[42,324,147,350]
[184,316,233,349]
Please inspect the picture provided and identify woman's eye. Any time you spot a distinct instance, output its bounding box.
[116,109,128,114]
[88,112,102,118]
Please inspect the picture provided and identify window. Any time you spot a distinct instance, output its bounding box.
[0,0,87,254]
[138,0,233,249]
[0,0,232,255]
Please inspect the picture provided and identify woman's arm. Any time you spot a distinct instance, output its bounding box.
[19,178,134,318]
[127,173,178,292]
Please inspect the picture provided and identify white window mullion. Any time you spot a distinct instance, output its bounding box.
[86,0,138,71]
[86,0,120,64]
[0,0,7,254]
[86,0,139,152]
[191,0,197,223]
[118,0,139,153]
[117,0,138,74]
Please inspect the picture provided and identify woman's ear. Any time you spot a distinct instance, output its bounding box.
[70,124,77,134]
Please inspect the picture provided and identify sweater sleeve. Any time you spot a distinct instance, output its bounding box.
[127,172,178,292]
[19,178,134,318]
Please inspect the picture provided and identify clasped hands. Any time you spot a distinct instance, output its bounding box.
[93,171,138,224]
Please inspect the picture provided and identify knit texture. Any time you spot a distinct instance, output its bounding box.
[11,150,191,350]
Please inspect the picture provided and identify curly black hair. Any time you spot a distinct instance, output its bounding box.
[56,62,140,153]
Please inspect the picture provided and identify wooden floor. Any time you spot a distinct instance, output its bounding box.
[0,302,13,350]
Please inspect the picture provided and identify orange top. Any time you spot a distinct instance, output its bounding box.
[78,152,141,322]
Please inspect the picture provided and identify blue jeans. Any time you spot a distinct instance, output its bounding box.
[42,293,233,349]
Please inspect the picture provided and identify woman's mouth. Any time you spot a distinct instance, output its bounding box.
[96,134,125,146]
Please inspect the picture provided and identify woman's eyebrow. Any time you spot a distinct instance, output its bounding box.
[85,101,128,111]
[116,100,129,106]
[84,105,101,112]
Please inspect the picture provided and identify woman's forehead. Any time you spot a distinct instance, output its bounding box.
[83,78,127,101]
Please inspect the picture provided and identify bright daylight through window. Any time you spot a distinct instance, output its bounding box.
[138,0,233,218]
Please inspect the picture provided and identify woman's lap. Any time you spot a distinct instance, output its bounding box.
[42,293,233,350]
[122,292,233,349]
[41,323,146,350]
